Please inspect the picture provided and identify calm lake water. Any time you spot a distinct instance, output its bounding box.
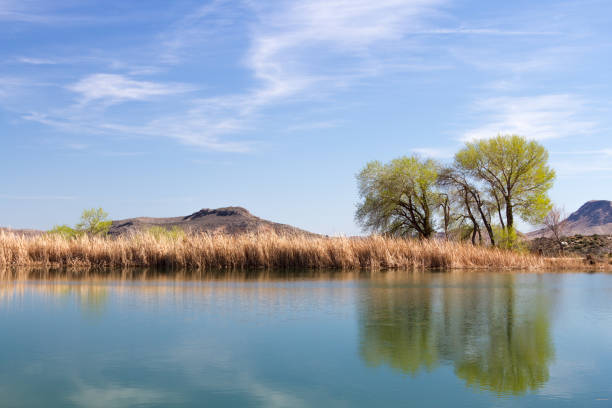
[1,271,611,407]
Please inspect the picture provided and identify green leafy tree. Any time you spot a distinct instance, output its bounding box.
[356,156,440,238]
[438,166,496,245]
[76,208,112,235]
[50,208,112,238]
[455,134,555,233]
[49,224,82,239]
[492,225,528,251]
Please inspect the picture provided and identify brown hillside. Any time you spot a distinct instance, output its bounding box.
[0,227,42,236]
[109,206,316,236]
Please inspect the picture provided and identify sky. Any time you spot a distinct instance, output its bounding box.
[1,0,611,235]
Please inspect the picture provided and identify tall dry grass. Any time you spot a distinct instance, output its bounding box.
[0,230,594,271]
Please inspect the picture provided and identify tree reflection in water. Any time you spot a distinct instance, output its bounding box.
[359,273,554,395]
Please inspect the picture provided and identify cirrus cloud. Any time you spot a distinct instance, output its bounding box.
[68,73,194,105]
[461,94,596,141]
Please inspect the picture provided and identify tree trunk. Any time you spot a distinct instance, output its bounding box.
[422,195,434,239]
[461,190,481,245]
[492,191,505,230]
[475,205,495,246]
[423,221,434,239]
[505,198,514,230]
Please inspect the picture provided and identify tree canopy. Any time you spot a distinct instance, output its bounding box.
[76,208,112,235]
[454,134,555,231]
[355,134,557,247]
[356,156,439,239]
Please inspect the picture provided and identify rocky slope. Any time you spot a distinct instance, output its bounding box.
[109,206,316,236]
[530,234,612,258]
[528,200,612,238]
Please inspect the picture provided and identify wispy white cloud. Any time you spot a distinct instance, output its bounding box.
[101,116,252,152]
[135,0,450,147]
[68,73,194,105]
[14,56,58,65]
[157,0,241,64]
[11,0,599,154]
[0,2,94,24]
[0,1,157,25]
[11,55,110,66]
[23,0,451,151]
[461,94,596,141]
[163,0,555,146]
[551,148,612,175]
[0,76,37,100]
[244,0,445,102]
[23,110,252,153]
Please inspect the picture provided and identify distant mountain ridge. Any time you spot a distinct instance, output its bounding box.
[0,227,41,236]
[528,200,612,238]
[566,200,612,227]
[109,206,316,236]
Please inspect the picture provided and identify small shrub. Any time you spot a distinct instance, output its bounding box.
[147,226,185,241]
[493,226,527,252]
[48,225,83,239]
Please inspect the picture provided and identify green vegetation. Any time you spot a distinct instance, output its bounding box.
[76,208,112,235]
[48,224,82,239]
[356,155,440,239]
[49,208,112,238]
[148,226,186,240]
[356,134,555,248]
[455,134,555,233]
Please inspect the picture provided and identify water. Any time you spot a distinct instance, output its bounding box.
[1,271,612,407]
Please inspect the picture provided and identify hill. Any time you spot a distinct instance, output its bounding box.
[109,206,316,236]
[528,200,612,238]
[0,227,42,236]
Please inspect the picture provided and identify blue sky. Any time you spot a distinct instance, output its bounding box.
[1,0,611,235]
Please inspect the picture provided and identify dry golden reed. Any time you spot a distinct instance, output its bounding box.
[0,230,593,271]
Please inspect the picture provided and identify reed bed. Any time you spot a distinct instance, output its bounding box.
[0,230,595,271]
